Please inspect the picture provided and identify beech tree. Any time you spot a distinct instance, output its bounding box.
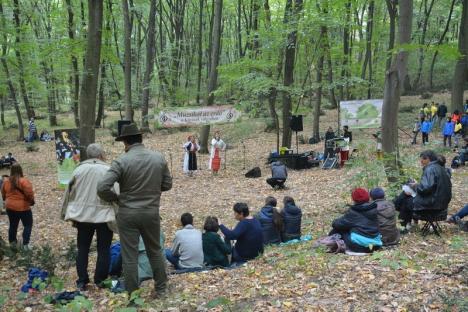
[451,0,468,112]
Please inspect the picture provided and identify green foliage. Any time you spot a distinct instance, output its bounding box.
[206,296,232,311]
[58,296,93,312]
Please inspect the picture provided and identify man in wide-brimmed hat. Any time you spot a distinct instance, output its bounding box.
[98,123,172,298]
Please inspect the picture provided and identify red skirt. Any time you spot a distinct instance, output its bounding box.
[212,149,221,171]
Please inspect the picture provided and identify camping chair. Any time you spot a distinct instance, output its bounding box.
[414,210,447,236]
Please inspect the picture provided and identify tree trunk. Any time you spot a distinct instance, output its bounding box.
[122,0,133,121]
[95,62,106,128]
[361,0,374,99]
[281,0,303,149]
[340,0,351,101]
[413,0,435,90]
[451,0,468,112]
[313,24,326,142]
[268,87,280,152]
[196,0,204,104]
[12,0,34,120]
[141,0,157,130]
[66,0,80,127]
[79,0,104,159]
[385,0,396,71]
[0,95,5,129]
[237,0,243,57]
[382,0,413,154]
[429,0,456,89]
[200,0,223,154]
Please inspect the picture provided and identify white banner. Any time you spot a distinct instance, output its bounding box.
[340,99,383,129]
[158,105,241,127]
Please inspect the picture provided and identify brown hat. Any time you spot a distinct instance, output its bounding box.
[115,123,142,141]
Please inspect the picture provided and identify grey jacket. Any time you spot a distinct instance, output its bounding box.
[171,225,204,269]
[97,143,172,212]
[374,199,400,246]
[271,161,287,180]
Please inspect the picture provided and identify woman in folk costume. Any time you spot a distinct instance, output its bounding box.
[209,131,226,174]
[183,135,200,176]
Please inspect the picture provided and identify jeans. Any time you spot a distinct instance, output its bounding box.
[443,135,452,147]
[454,134,462,147]
[422,132,429,145]
[117,210,167,295]
[266,178,286,188]
[454,204,468,220]
[164,248,181,269]
[75,222,113,285]
[7,209,33,245]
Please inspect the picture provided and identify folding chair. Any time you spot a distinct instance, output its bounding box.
[414,210,447,236]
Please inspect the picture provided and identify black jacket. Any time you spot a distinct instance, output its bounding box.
[281,203,302,241]
[413,161,452,212]
[394,191,414,222]
[255,206,282,245]
[437,104,447,117]
[332,202,379,238]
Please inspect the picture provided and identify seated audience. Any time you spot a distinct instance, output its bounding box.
[165,213,204,270]
[281,196,302,242]
[370,188,399,246]
[219,203,263,264]
[202,216,231,267]
[394,185,416,232]
[255,196,283,245]
[39,130,52,142]
[266,161,287,189]
[437,155,452,178]
[330,188,382,253]
[0,153,16,168]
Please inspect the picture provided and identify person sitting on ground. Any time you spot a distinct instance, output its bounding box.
[330,188,382,253]
[165,213,204,270]
[1,163,35,251]
[410,150,452,221]
[1,153,17,168]
[61,143,117,290]
[266,161,287,189]
[39,130,52,142]
[281,196,302,242]
[202,216,231,267]
[394,185,416,233]
[459,137,468,165]
[219,203,263,264]
[447,204,468,232]
[255,196,283,245]
[370,188,399,246]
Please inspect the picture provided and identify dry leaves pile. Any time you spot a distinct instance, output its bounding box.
[0,107,467,311]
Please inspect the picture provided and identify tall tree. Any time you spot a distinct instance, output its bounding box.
[122,0,133,121]
[361,0,374,99]
[12,0,35,119]
[413,0,435,90]
[199,0,223,153]
[66,0,80,127]
[281,0,303,148]
[451,0,468,112]
[381,0,413,154]
[0,0,24,140]
[141,0,157,130]
[79,0,104,158]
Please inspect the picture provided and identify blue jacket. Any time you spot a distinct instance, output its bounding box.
[421,121,432,133]
[461,115,468,127]
[442,121,454,136]
[220,218,263,261]
[281,203,302,242]
[256,206,282,245]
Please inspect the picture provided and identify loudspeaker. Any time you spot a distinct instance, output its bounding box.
[290,115,303,132]
[117,120,132,136]
[245,167,261,178]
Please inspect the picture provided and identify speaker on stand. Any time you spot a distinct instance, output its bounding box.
[290,115,303,154]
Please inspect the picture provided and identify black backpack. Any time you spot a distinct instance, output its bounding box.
[451,156,460,169]
[245,167,261,178]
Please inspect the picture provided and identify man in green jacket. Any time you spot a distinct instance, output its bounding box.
[97,123,172,298]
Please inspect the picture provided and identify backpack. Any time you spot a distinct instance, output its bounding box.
[245,167,261,178]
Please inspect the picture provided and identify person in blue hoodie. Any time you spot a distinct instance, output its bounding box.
[442,117,455,147]
[280,196,302,242]
[255,196,283,245]
[330,188,382,253]
[420,117,432,145]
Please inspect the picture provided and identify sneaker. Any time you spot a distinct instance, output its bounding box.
[22,244,31,252]
[447,215,457,224]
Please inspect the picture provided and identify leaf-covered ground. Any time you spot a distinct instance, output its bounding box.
[0,95,467,311]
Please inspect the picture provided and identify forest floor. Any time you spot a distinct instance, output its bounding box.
[0,92,467,311]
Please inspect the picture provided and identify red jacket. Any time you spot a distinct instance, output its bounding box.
[1,177,34,211]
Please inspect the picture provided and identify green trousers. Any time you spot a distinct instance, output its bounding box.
[117,210,167,295]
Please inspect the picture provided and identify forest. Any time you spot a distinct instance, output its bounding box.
[0,0,467,152]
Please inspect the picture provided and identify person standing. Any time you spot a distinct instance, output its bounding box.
[97,123,172,298]
[411,117,422,145]
[324,127,336,159]
[183,135,200,176]
[340,126,352,167]
[209,131,226,175]
[453,120,463,148]
[442,117,455,147]
[28,118,37,142]
[420,117,432,145]
[437,102,448,129]
[1,163,34,250]
[430,102,438,122]
[62,144,117,290]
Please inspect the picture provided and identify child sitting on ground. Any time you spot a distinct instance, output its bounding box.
[202,216,231,267]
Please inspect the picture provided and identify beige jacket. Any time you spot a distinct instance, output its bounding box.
[62,159,118,227]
